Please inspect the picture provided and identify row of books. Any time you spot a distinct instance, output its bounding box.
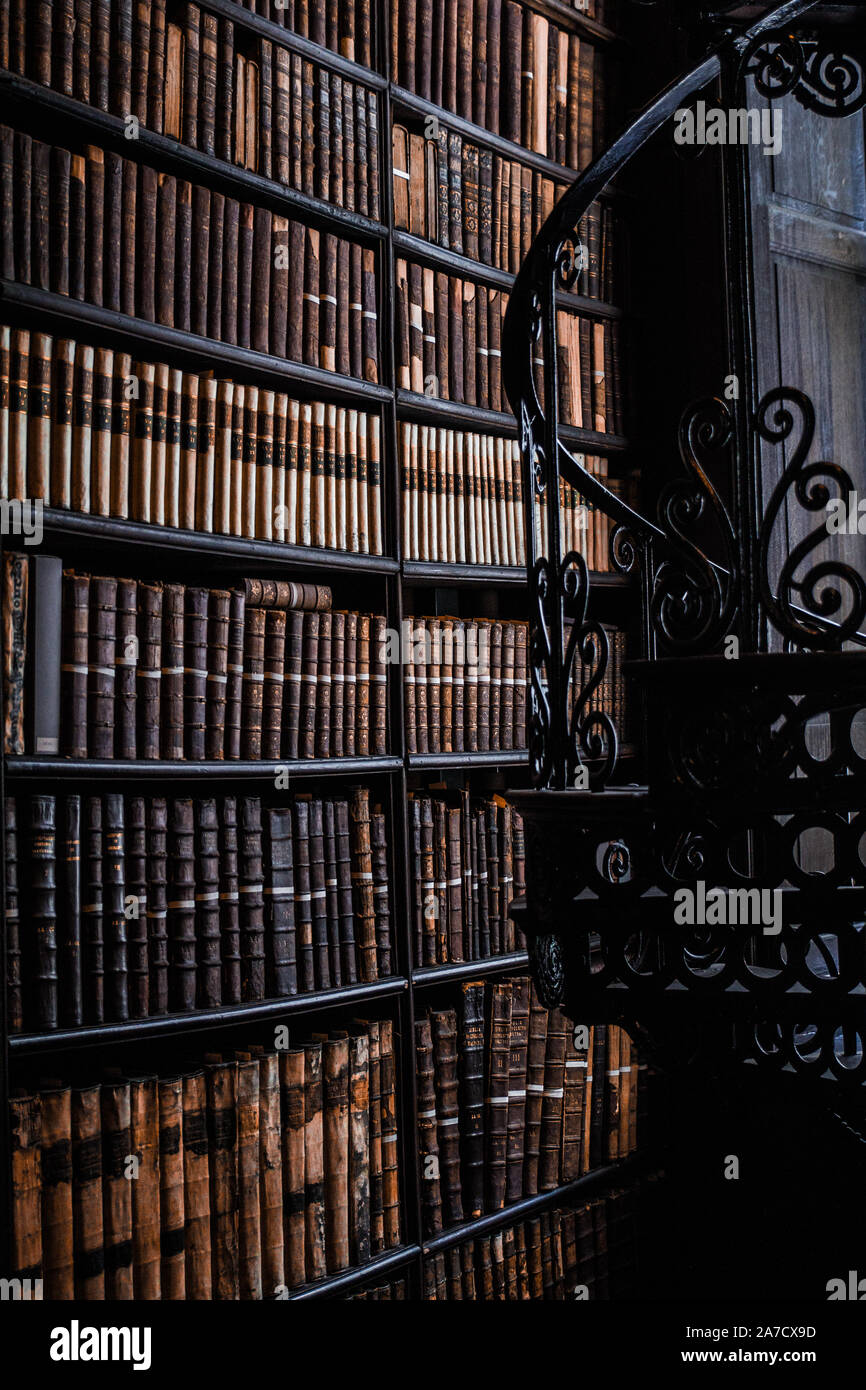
[551,309,625,436]
[4,556,388,760]
[6,787,390,1033]
[393,124,624,297]
[362,1190,636,1300]
[9,1024,400,1298]
[400,424,526,567]
[235,0,375,66]
[403,615,528,754]
[391,1,610,166]
[395,261,505,412]
[564,622,634,745]
[0,130,379,377]
[409,793,526,965]
[8,0,381,215]
[532,459,638,573]
[0,329,384,549]
[416,979,639,1232]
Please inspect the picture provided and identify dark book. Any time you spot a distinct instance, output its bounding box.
[146,797,169,1016]
[40,1084,74,1300]
[458,981,485,1219]
[238,796,266,1001]
[124,795,148,1020]
[263,806,297,998]
[102,792,128,1022]
[71,1083,104,1298]
[431,1008,463,1226]
[194,798,222,1010]
[181,1070,211,1299]
[101,1078,134,1298]
[167,798,196,1013]
[206,1059,239,1299]
[130,1075,161,1300]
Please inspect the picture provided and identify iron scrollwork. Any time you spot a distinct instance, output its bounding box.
[742,29,866,117]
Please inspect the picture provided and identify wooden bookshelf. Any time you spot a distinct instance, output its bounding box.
[0,0,642,1303]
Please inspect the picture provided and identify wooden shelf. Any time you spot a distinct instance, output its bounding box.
[0,281,391,407]
[8,977,409,1055]
[0,73,387,246]
[6,755,403,782]
[33,508,399,577]
[408,750,529,770]
[396,388,631,454]
[413,952,530,987]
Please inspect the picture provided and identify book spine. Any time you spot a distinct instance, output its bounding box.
[458,981,485,1219]
[431,1008,463,1227]
[194,798,222,1010]
[130,1076,161,1300]
[101,1079,134,1298]
[157,1075,185,1299]
[239,795,266,1001]
[167,797,196,1013]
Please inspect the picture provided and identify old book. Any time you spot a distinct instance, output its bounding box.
[264,806,297,998]
[236,1056,262,1300]
[3,551,28,754]
[5,798,23,1034]
[323,1037,350,1272]
[160,583,184,759]
[415,1016,442,1236]
[238,796,266,1001]
[157,1075,185,1299]
[26,793,58,1031]
[378,1019,400,1248]
[225,589,245,761]
[40,1084,73,1299]
[71,1083,104,1297]
[505,977,530,1203]
[292,798,314,992]
[217,795,241,1004]
[146,798,169,1016]
[125,796,148,1020]
[206,1058,239,1300]
[129,1076,160,1300]
[485,982,511,1211]
[102,792,128,1022]
[279,1049,306,1289]
[335,799,357,985]
[431,1008,463,1226]
[101,1078,134,1298]
[303,1042,327,1282]
[258,1052,284,1298]
[540,1007,568,1191]
[349,786,376,982]
[194,799,222,1010]
[180,1072,211,1300]
[167,798,196,1012]
[458,981,485,1219]
[308,799,330,989]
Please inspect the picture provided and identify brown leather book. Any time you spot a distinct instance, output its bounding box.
[125,797,148,1019]
[235,1056,262,1300]
[345,1032,370,1265]
[4,552,28,755]
[292,798,314,992]
[40,1084,74,1299]
[335,799,357,985]
[224,590,244,761]
[258,1052,284,1297]
[238,796,266,1001]
[505,977,530,1203]
[5,798,23,1034]
[181,1070,212,1299]
[102,792,128,1023]
[146,797,169,1016]
[349,786,376,982]
[314,611,332,758]
[205,589,230,759]
[415,1016,443,1236]
[158,584,184,760]
[216,795,240,1004]
[129,1076,160,1300]
[431,1008,463,1226]
[101,1077,134,1298]
[485,982,511,1211]
[87,576,117,760]
[322,800,342,985]
[322,1037,350,1272]
[184,587,208,761]
[157,1075,185,1299]
[71,1083,104,1297]
[379,1018,400,1248]
[371,810,391,977]
[113,578,137,760]
[168,797,196,1012]
[194,799,222,1010]
[523,986,549,1196]
[206,1058,239,1299]
[303,1041,327,1282]
[279,1048,306,1288]
[135,580,162,761]
[264,805,297,998]
[539,1007,568,1191]
[309,798,331,989]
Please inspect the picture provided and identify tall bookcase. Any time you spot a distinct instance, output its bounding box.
[0,0,645,1300]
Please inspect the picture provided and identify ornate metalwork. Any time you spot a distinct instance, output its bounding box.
[743,28,866,116]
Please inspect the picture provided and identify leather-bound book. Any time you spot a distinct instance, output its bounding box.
[157,1075,185,1299]
[308,799,330,989]
[88,576,117,760]
[264,806,297,998]
[458,982,485,1218]
[167,798,196,1012]
[431,1008,463,1226]
[355,612,371,754]
[225,590,244,761]
[349,786,376,982]
[314,612,332,759]
[346,1032,371,1264]
[238,796,266,1001]
[114,578,137,759]
[2,554,27,755]
[282,609,303,760]
[485,804,500,951]
[485,982,511,1211]
[299,611,319,760]
[379,1019,400,1248]
[255,1052,284,1299]
[22,553,60,757]
[27,793,58,1030]
[205,589,230,759]
[124,796,148,1020]
[475,807,490,957]
[160,584,185,760]
[604,1024,622,1163]
[360,1020,384,1251]
[371,614,386,754]
[323,1037,350,1272]
[102,793,128,1022]
[71,1083,104,1298]
[505,977,530,1203]
[241,606,266,760]
[445,807,463,961]
[303,1042,327,1282]
[236,202,254,348]
[540,1007,568,1191]
[145,797,168,1016]
[323,801,342,986]
[39,1083,73,1300]
[102,153,123,312]
[415,1016,442,1236]
[221,198,239,345]
[179,1070,210,1299]
[129,1075,160,1300]
[292,798,314,993]
[206,1058,239,1300]
[194,799,222,1010]
[328,611,345,758]
[279,1049,306,1288]
[5,798,22,1034]
[235,1056,262,1300]
[216,796,240,1004]
[335,799,358,985]
[514,624,527,749]
[101,1077,134,1298]
[155,173,177,328]
[371,810,390,977]
[499,801,514,950]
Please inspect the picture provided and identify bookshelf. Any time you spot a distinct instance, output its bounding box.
[0,0,647,1302]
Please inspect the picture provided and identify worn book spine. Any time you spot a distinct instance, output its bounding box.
[71,1083,104,1298]
[264,805,297,998]
[194,798,222,1010]
[5,797,23,1033]
[280,1049,306,1289]
[28,793,58,1030]
[258,1052,284,1298]
[3,552,27,755]
[292,798,314,992]
[114,578,137,759]
[236,1056,262,1301]
[348,1032,371,1264]
[458,981,485,1219]
[238,795,266,1001]
[349,785,377,982]
[40,1084,74,1299]
[146,797,168,1016]
[308,798,330,989]
[485,981,511,1212]
[335,798,357,985]
[125,796,148,1019]
[540,1007,568,1191]
[431,1008,463,1227]
[303,1042,327,1282]
[130,1076,160,1300]
[102,792,128,1022]
[415,1015,443,1237]
[505,977,530,1203]
[167,797,196,1013]
[323,1037,350,1272]
[206,1059,239,1300]
[379,1019,400,1248]
[101,1078,134,1299]
[157,1075,185,1299]
[225,589,244,761]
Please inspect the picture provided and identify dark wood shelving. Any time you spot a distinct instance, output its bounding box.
[408,750,529,770]
[392,229,625,321]
[421,1155,648,1255]
[402,559,631,589]
[5,755,403,781]
[396,387,631,454]
[413,952,530,987]
[0,282,392,406]
[34,507,399,577]
[8,978,409,1056]
[0,73,387,246]
[202,0,390,89]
